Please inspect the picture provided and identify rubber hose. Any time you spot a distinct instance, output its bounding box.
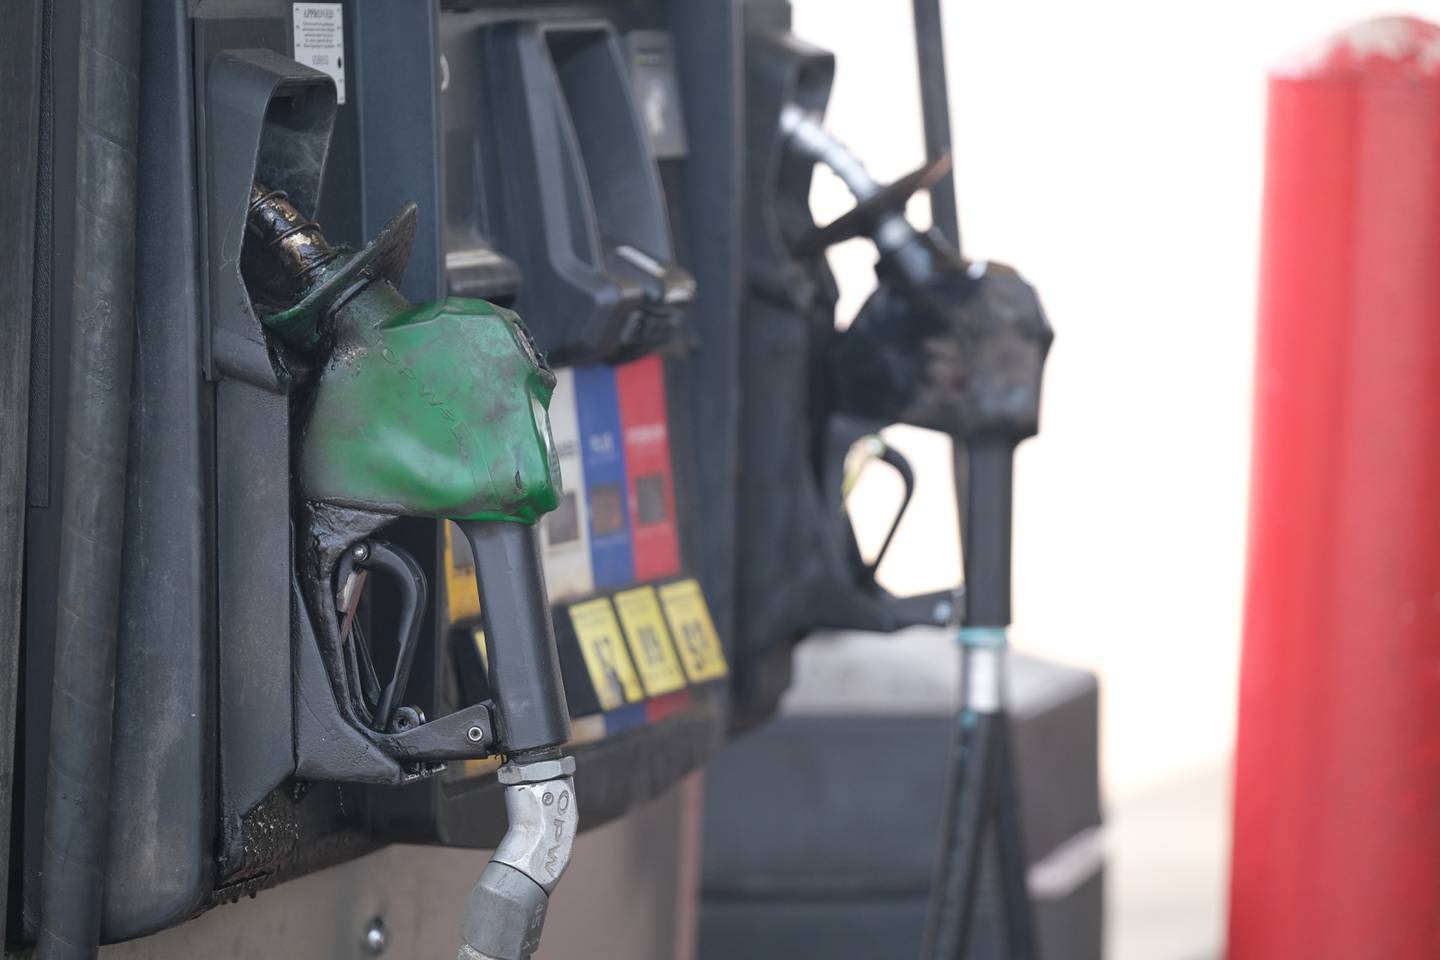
[920,709,999,959]
[36,0,142,954]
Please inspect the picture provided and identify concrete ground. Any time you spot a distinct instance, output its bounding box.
[1106,762,1229,960]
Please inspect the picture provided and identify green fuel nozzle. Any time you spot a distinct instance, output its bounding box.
[244,184,575,960]
[245,184,563,525]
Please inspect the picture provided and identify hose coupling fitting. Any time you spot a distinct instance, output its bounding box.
[458,755,578,960]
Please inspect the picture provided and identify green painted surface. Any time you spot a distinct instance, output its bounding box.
[298,288,562,524]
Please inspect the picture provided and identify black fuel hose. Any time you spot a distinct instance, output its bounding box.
[36,0,142,954]
[921,438,1037,959]
[921,708,1000,957]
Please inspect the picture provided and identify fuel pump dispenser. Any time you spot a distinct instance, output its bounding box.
[240,184,576,959]
[16,2,738,950]
[8,0,1086,955]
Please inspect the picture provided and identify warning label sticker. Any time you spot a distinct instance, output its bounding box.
[568,598,645,711]
[659,579,728,682]
[292,3,346,104]
[614,587,687,697]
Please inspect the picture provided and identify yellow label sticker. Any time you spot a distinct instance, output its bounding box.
[614,587,687,696]
[444,522,481,625]
[568,598,644,710]
[659,579,727,682]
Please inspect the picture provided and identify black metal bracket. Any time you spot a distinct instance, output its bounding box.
[730,18,959,730]
[196,39,341,838]
[477,20,695,363]
[376,701,495,763]
[201,47,336,387]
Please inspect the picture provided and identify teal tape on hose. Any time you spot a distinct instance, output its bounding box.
[957,625,1007,649]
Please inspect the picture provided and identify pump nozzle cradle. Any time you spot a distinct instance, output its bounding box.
[243,184,576,960]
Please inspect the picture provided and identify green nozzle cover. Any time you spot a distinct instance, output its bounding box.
[299,293,562,524]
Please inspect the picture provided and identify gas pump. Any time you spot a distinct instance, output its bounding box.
[17,3,738,952]
[9,0,1079,955]
[240,183,576,959]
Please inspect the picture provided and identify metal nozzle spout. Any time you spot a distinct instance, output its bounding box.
[245,182,340,304]
[458,757,578,960]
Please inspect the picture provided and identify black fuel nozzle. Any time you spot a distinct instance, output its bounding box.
[832,254,1050,638]
[831,258,1051,445]
[777,105,1054,628]
[775,108,1051,453]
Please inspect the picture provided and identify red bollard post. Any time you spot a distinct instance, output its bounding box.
[1231,17,1440,959]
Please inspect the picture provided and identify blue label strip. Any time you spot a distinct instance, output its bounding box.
[573,365,635,589]
[603,702,648,736]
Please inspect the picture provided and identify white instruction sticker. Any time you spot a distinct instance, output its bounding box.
[292,3,346,104]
